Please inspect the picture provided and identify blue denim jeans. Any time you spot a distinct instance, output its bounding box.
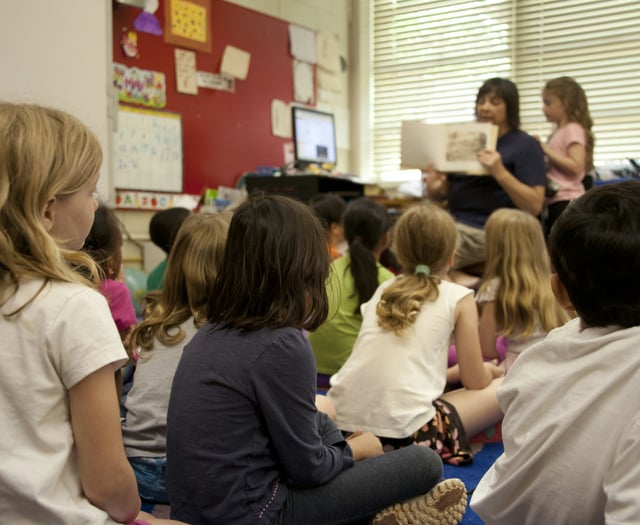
[129,456,169,503]
[273,413,444,525]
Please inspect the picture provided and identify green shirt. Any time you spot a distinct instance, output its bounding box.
[309,255,394,375]
[146,258,167,292]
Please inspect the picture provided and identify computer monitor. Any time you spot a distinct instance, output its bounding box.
[292,106,337,169]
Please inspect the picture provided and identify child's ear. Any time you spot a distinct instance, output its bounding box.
[551,273,573,310]
[41,198,56,232]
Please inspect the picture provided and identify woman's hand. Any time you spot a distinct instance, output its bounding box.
[346,431,384,461]
[477,149,506,178]
[424,163,448,201]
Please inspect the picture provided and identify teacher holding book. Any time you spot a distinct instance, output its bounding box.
[425,77,545,274]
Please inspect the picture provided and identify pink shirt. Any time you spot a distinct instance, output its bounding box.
[545,122,587,205]
[100,278,138,332]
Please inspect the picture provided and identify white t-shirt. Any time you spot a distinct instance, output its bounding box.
[328,278,472,438]
[0,278,128,524]
[471,317,640,524]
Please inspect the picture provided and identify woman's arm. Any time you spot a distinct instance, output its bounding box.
[478,149,545,215]
[69,364,140,523]
[454,295,503,390]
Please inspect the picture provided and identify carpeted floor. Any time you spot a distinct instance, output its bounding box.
[443,441,504,525]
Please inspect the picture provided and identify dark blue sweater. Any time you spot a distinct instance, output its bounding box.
[448,129,546,228]
[166,324,354,525]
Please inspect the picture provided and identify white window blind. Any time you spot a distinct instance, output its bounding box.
[516,0,640,167]
[366,0,640,182]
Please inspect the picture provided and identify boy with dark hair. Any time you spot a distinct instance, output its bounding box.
[146,207,191,291]
[471,180,640,524]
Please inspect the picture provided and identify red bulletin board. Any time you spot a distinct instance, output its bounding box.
[113,0,306,195]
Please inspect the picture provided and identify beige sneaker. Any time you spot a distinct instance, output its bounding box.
[371,478,467,525]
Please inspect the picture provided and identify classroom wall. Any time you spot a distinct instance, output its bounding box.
[112,0,351,196]
[115,0,351,270]
[0,0,114,201]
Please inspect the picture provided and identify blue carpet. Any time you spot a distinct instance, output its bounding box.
[443,442,503,525]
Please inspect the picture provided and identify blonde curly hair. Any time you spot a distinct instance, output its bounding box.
[377,203,456,336]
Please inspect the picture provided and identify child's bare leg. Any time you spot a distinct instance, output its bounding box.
[441,377,503,437]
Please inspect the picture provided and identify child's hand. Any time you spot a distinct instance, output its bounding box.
[484,360,505,379]
[347,431,383,461]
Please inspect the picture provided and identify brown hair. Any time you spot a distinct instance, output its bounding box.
[207,194,330,331]
[544,76,594,170]
[132,211,231,351]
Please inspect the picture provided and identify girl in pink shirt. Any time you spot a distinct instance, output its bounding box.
[537,76,594,237]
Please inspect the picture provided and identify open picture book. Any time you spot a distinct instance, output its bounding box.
[401,120,499,175]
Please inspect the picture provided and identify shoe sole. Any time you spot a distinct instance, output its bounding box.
[371,478,467,525]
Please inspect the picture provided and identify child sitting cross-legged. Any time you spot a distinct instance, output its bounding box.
[472,181,640,523]
[328,202,504,465]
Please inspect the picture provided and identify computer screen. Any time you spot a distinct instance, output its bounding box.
[292,106,337,168]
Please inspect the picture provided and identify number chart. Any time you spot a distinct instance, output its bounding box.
[114,106,183,192]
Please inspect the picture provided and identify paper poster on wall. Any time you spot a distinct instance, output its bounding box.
[317,32,340,73]
[293,60,314,104]
[220,45,251,80]
[196,71,235,91]
[114,63,167,108]
[164,0,212,53]
[114,106,183,192]
[289,24,316,64]
[175,48,198,94]
[271,99,291,138]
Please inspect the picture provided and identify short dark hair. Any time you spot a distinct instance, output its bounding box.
[476,77,520,130]
[308,193,346,232]
[83,203,123,278]
[549,181,640,327]
[207,194,330,331]
[149,207,191,254]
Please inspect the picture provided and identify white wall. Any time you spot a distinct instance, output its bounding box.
[0,0,114,201]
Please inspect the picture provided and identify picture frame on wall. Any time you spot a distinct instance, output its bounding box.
[164,0,212,54]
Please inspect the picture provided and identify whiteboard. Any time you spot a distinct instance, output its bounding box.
[114,106,183,192]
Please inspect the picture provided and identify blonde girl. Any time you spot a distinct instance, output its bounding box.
[329,203,504,465]
[477,208,569,370]
[0,102,183,525]
[122,211,231,504]
[539,76,594,236]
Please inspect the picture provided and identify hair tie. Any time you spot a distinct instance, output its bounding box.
[414,264,431,276]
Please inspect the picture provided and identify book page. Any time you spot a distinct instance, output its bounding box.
[401,121,498,175]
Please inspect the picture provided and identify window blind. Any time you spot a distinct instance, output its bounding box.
[516,0,640,167]
[365,0,640,182]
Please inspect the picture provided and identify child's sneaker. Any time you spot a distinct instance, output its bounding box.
[371,478,467,525]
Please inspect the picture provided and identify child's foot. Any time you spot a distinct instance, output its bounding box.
[371,478,467,525]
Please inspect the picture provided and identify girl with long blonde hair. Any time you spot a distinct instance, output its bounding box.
[123,211,231,504]
[329,202,503,465]
[0,102,184,525]
[477,208,569,370]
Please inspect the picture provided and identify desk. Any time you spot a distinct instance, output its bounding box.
[245,174,365,203]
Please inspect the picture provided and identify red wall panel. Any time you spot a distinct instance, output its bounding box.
[113,1,302,195]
